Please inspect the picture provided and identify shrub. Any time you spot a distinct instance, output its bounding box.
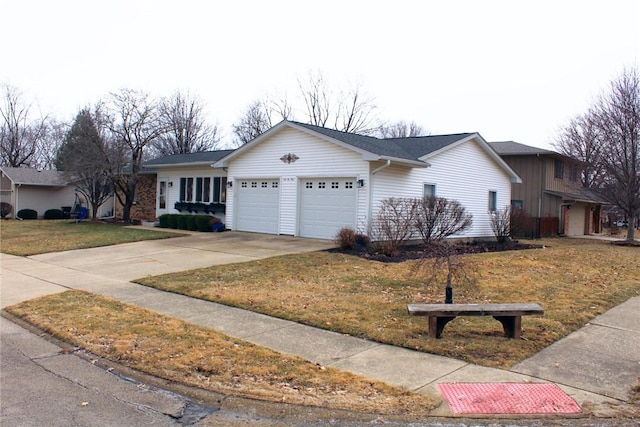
[176,215,189,230]
[334,227,358,250]
[187,215,198,231]
[17,208,37,220]
[44,209,64,220]
[368,198,418,255]
[158,214,171,228]
[489,205,512,243]
[195,215,212,232]
[167,214,178,229]
[355,233,369,247]
[1,202,12,218]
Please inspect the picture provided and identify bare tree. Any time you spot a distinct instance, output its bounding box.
[56,107,112,220]
[298,71,377,134]
[154,91,220,156]
[412,197,474,303]
[0,84,49,167]
[377,120,428,138]
[35,118,67,170]
[106,89,166,222]
[231,100,273,146]
[553,112,606,188]
[298,70,331,128]
[334,80,376,133]
[591,67,640,241]
[264,93,294,125]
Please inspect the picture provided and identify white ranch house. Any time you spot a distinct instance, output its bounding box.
[146,120,521,240]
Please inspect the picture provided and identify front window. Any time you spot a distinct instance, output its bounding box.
[195,177,211,202]
[212,177,227,203]
[555,159,564,179]
[179,177,193,202]
[179,176,225,204]
[569,164,579,182]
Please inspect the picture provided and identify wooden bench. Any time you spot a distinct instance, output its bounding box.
[407,303,544,339]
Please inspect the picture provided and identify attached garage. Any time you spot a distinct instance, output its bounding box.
[235,179,280,234]
[214,120,521,241]
[299,178,357,239]
[566,204,587,236]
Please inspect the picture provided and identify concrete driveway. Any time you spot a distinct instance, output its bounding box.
[0,231,335,300]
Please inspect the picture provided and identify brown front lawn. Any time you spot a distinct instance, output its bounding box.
[0,219,177,256]
[4,291,438,416]
[136,238,640,368]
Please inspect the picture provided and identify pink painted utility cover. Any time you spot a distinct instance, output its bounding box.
[438,383,582,414]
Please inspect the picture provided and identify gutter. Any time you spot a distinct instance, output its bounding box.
[367,160,392,223]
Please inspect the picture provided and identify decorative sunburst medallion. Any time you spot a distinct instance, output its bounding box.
[280,153,299,164]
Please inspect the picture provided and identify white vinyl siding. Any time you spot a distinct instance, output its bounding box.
[371,140,512,238]
[14,185,77,218]
[226,127,369,234]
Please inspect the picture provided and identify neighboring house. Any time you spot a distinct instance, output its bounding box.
[200,120,521,240]
[0,166,114,219]
[488,141,604,237]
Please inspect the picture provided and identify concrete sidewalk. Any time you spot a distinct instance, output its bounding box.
[1,231,637,418]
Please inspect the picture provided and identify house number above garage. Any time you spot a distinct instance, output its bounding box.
[280,153,299,164]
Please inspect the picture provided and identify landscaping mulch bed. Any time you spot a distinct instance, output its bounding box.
[332,240,543,263]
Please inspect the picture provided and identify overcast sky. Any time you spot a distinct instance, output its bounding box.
[2,0,639,149]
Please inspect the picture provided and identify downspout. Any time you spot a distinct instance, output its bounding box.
[367,160,391,222]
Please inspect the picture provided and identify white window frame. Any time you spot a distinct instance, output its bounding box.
[488,190,498,212]
[424,183,436,198]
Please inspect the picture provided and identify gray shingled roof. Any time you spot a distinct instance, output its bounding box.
[488,141,557,156]
[292,121,475,161]
[144,150,235,167]
[0,167,70,186]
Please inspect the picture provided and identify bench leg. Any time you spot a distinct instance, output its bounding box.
[429,316,456,339]
[493,315,522,338]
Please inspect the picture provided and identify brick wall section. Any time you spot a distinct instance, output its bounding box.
[115,174,157,222]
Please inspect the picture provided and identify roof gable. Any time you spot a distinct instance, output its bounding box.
[214,121,521,183]
[215,120,477,168]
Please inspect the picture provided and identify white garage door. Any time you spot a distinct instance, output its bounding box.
[567,204,586,236]
[235,179,280,234]
[299,178,357,239]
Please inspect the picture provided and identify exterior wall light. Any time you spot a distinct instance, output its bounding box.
[357,179,365,188]
[227,181,233,188]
